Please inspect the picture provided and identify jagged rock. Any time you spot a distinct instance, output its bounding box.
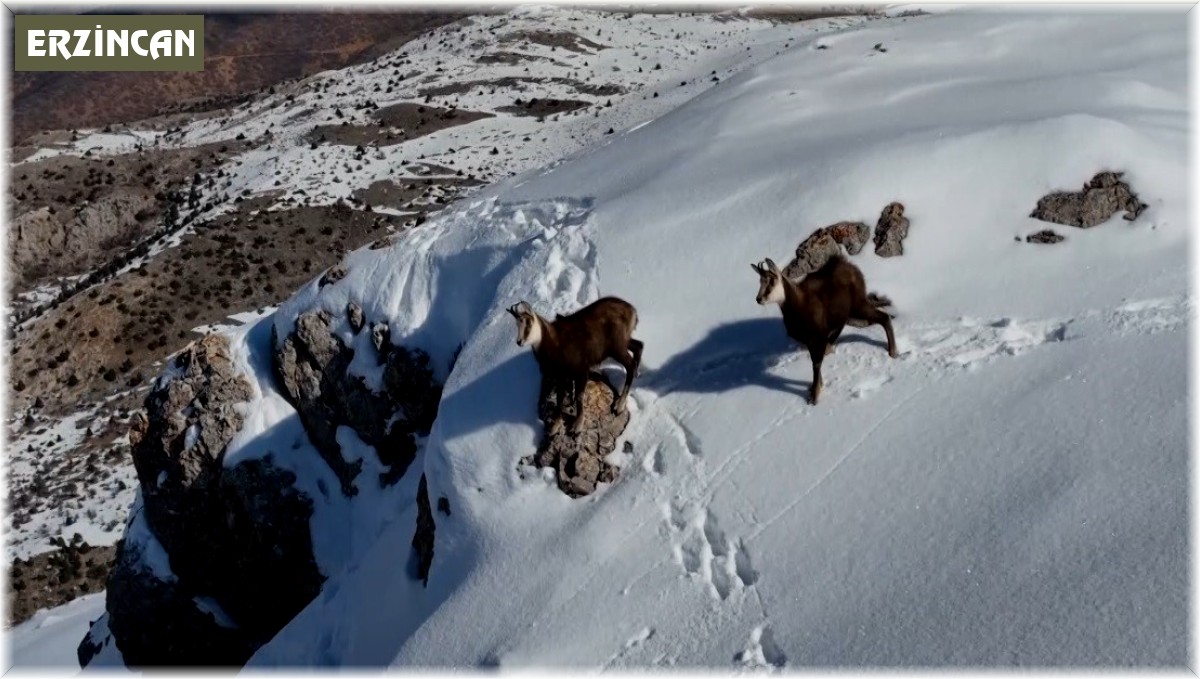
[1026,229,1065,244]
[318,264,346,288]
[873,202,909,257]
[94,333,322,668]
[274,309,440,494]
[412,475,435,585]
[437,497,451,516]
[826,221,871,255]
[522,374,628,498]
[371,322,391,354]
[782,221,870,280]
[783,231,840,280]
[101,530,255,667]
[347,302,365,333]
[1031,171,1146,228]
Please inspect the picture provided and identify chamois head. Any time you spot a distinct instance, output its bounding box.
[751,258,786,305]
[507,301,542,348]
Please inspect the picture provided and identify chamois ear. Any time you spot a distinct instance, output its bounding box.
[764,258,780,274]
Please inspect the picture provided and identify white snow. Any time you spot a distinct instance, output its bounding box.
[242,7,1187,668]
[53,5,1190,670]
[6,593,106,669]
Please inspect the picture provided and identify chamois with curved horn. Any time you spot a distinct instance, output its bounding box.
[507,297,644,435]
[752,255,897,404]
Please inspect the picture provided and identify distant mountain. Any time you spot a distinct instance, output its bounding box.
[10,12,466,144]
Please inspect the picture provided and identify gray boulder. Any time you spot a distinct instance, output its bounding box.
[873,202,909,257]
[523,374,628,498]
[88,334,323,668]
[782,221,870,280]
[1031,171,1146,228]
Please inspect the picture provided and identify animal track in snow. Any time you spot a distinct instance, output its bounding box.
[735,624,787,670]
[642,443,666,477]
[664,502,755,601]
[774,295,1190,399]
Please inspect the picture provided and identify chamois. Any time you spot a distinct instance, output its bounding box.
[752,255,897,405]
[507,297,644,435]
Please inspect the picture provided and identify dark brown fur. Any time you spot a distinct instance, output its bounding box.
[754,255,897,404]
[509,296,644,434]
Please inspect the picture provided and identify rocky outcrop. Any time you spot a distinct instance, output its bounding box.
[1031,171,1146,228]
[89,334,323,668]
[100,525,256,667]
[83,295,448,668]
[1025,229,1065,244]
[783,221,870,280]
[273,308,441,494]
[873,202,909,257]
[522,374,628,497]
[412,475,436,585]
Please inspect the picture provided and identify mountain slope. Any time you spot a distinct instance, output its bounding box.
[8,6,853,583]
[237,8,1188,668]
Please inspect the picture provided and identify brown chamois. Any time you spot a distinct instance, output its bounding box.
[507,297,644,435]
[752,255,897,405]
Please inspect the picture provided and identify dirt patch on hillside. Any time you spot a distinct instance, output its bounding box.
[497,98,591,117]
[308,104,492,147]
[477,51,566,66]
[420,76,623,100]
[353,176,484,211]
[9,141,253,297]
[8,199,395,418]
[501,30,607,54]
[9,539,116,626]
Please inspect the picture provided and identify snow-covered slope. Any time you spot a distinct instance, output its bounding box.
[8,594,108,668]
[5,7,864,571]
[225,7,1189,668]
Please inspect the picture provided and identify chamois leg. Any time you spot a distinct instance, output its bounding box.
[612,338,644,414]
[808,341,827,405]
[858,305,898,358]
[546,378,568,436]
[826,325,844,354]
[569,373,588,436]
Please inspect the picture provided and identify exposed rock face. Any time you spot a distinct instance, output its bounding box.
[873,202,909,257]
[94,334,323,668]
[101,527,256,667]
[826,220,871,255]
[782,221,870,280]
[522,374,628,497]
[412,475,436,585]
[347,302,365,333]
[1031,171,1146,228]
[273,308,441,494]
[1026,229,1065,244]
[84,298,445,668]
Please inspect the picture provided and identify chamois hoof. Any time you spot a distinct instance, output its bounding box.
[889,349,898,359]
[807,390,820,406]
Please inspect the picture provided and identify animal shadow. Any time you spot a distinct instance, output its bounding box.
[638,318,811,398]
